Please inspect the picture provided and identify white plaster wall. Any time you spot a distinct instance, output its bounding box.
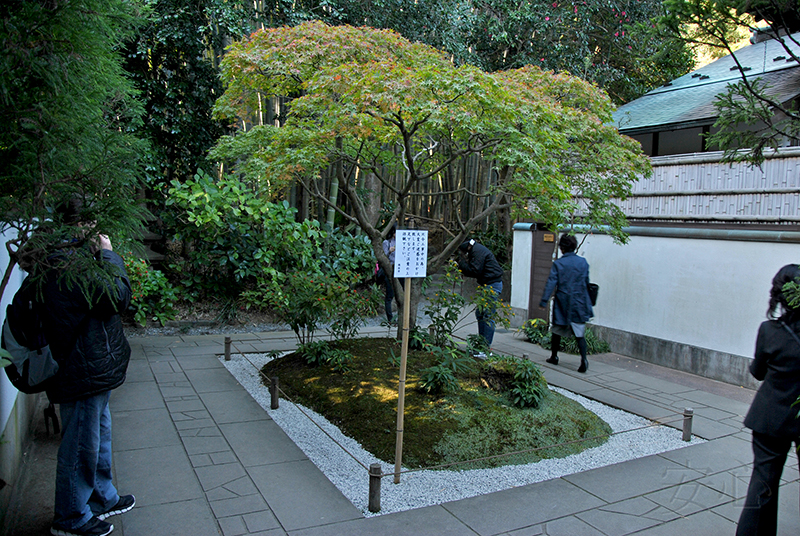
[510,230,533,312]
[577,233,800,359]
[0,229,26,435]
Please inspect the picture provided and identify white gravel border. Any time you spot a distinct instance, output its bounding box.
[221,352,705,517]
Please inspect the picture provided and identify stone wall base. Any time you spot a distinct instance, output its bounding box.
[590,325,758,390]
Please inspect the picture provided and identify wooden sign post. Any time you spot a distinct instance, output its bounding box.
[392,229,428,484]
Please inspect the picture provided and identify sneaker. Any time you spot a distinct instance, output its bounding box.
[98,495,135,520]
[51,516,113,536]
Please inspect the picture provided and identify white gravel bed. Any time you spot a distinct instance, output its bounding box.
[221,352,705,517]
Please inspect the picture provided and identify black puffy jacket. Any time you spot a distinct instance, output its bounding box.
[40,250,132,403]
[458,243,504,285]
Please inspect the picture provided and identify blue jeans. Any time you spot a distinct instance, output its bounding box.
[54,391,119,529]
[384,276,395,321]
[476,281,502,347]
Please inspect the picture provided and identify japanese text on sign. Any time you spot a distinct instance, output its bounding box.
[394,230,428,278]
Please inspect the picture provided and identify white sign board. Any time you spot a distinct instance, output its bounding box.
[394,230,428,278]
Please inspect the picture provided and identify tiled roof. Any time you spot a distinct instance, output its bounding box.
[612,32,800,134]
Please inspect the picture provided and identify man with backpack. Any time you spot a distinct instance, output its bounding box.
[9,198,136,536]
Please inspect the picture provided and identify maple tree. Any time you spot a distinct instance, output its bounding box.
[211,22,650,326]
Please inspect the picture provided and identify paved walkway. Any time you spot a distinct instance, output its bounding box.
[4,320,800,536]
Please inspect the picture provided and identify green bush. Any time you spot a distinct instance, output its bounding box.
[247,271,331,344]
[327,271,382,341]
[418,337,476,394]
[423,260,513,348]
[166,170,325,297]
[481,355,549,408]
[419,364,459,394]
[519,318,610,355]
[297,340,353,373]
[124,257,178,327]
[423,261,466,347]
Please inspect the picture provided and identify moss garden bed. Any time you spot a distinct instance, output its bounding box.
[261,337,612,471]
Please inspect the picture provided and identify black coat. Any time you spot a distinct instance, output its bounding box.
[743,316,800,439]
[458,243,504,285]
[40,250,132,403]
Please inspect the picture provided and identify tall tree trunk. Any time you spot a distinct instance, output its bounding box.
[362,171,381,227]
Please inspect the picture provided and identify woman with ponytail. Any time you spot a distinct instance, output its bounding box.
[737,264,800,536]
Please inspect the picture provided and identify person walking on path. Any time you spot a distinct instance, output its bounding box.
[736,264,800,536]
[538,234,593,373]
[458,238,504,351]
[382,224,398,323]
[31,200,136,536]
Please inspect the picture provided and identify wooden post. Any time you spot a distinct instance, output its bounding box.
[224,336,231,361]
[368,463,382,512]
[682,408,694,442]
[394,278,412,484]
[270,377,280,410]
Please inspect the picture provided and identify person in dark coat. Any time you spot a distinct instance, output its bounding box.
[458,239,504,351]
[382,224,397,323]
[736,264,800,536]
[539,234,593,372]
[34,201,136,536]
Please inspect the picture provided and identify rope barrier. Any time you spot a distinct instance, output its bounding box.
[226,339,371,472]
[222,335,697,513]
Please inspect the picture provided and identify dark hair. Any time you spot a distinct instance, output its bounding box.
[558,234,577,253]
[55,194,92,225]
[768,264,800,319]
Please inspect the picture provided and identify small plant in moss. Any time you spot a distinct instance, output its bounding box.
[467,333,489,356]
[481,355,549,408]
[297,340,353,372]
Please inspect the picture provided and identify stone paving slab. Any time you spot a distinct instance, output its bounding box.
[220,420,308,467]
[442,478,606,535]
[562,455,705,504]
[247,459,363,531]
[289,504,474,536]
[118,497,221,536]
[114,444,206,507]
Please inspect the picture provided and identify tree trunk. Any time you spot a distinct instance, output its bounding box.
[362,172,381,227]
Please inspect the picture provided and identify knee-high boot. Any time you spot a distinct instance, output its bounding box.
[547,334,561,365]
[577,337,588,373]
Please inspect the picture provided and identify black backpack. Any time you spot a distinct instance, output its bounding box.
[2,278,58,394]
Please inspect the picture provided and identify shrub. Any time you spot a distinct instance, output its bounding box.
[519,319,610,355]
[423,260,466,347]
[298,340,331,367]
[418,337,476,394]
[166,170,325,297]
[327,271,381,341]
[519,318,549,344]
[124,257,178,327]
[297,340,354,373]
[481,355,549,408]
[419,364,460,394]
[249,271,331,345]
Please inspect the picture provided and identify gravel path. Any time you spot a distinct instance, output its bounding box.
[221,351,705,517]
